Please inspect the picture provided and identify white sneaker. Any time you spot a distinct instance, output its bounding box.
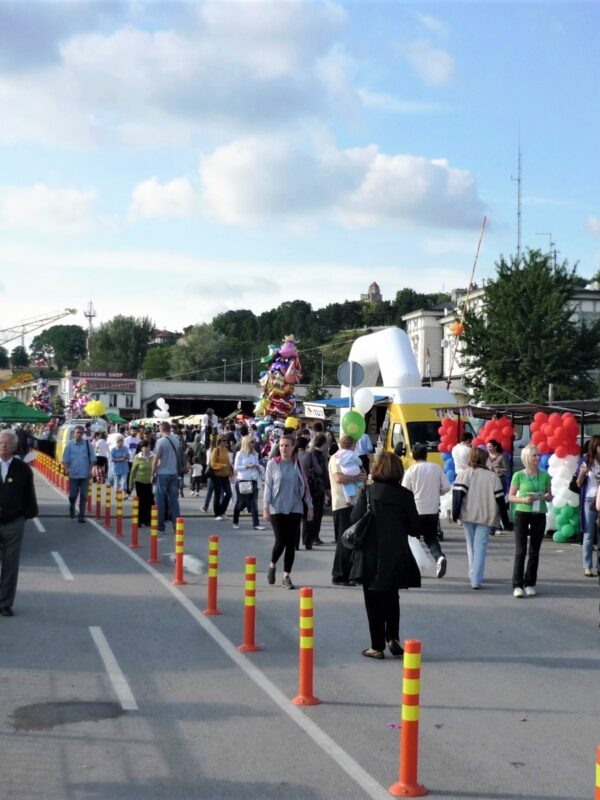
[215,516,224,521]
[254,525,266,531]
[524,586,536,597]
[513,587,524,598]
[232,524,240,529]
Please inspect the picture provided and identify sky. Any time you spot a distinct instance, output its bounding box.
[1,0,599,344]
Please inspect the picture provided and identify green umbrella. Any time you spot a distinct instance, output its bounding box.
[0,395,51,423]
[106,411,128,423]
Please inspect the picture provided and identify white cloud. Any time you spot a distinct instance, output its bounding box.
[129,177,198,219]
[417,14,448,36]
[587,215,600,236]
[401,39,455,86]
[0,1,353,147]
[0,184,102,234]
[358,89,442,114]
[198,138,485,230]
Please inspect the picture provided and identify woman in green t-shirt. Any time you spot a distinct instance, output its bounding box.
[508,444,552,598]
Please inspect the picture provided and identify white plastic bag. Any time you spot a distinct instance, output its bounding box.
[408,536,435,575]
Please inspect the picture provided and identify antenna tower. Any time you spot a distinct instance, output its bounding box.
[511,138,522,263]
[84,301,96,359]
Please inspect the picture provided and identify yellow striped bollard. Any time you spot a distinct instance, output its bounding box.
[95,482,102,520]
[238,556,260,652]
[203,535,222,615]
[172,517,187,585]
[115,490,124,538]
[292,587,320,706]
[104,484,112,528]
[596,745,600,800]
[389,640,427,797]
[130,497,140,549]
[147,505,160,564]
[87,480,93,515]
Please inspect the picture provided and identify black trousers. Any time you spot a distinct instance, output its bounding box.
[302,493,324,547]
[212,476,232,517]
[270,513,302,573]
[512,511,546,588]
[416,513,444,561]
[135,481,154,526]
[0,517,26,609]
[332,506,353,582]
[363,586,400,651]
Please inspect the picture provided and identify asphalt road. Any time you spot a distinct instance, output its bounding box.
[1,472,598,800]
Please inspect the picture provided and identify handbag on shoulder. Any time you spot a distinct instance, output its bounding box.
[341,488,373,550]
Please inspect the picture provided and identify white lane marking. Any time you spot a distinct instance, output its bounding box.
[33,517,45,533]
[87,518,390,800]
[89,626,139,711]
[50,551,74,582]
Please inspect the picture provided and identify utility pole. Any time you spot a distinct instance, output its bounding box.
[240,356,243,383]
[536,233,559,273]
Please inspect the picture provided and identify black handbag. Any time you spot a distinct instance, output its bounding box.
[341,488,373,550]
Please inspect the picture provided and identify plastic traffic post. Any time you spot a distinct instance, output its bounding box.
[115,490,124,538]
[389,640,428,797]
[87,481,93,514]
[172,517,187,585]
[130,497,140,549]
[292,587,320,706]
[147,505,160,564]
[238,556,260,652]
[595,745,600,800]
[203,535,222,615]
[104,484,112,529]
[95,482,102,520]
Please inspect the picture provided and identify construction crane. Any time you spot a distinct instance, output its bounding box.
[0,308,78,349]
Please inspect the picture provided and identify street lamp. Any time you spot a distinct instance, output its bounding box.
[222,358,226,381]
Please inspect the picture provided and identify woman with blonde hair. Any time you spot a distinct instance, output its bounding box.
[232,434,264,530]
[508,444,552,598]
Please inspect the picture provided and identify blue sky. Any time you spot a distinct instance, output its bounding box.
[1,0,598,340]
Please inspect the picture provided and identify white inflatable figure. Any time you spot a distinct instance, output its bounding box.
[153,397,170,419]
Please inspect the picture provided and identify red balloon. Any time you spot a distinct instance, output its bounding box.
[555,445,568,458]
[501,440,511,452]
[437,443,445,452]
[538,440,550,454]
[547,436,559,450]
[530,421,540,433]
[534,412,548,424]
[502,425,513,437]
[531,431,544,446]
[542,423,554,437]
[548,412,562,427]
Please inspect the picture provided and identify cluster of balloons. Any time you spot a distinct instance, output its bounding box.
[84,400,106,417]
[530,412,579,458]
[341,388,375,441]
[441,452,456,483]
[153,397,170,419]
[472,415,515,453]
[29,377,52,413]
[437,417,460,453]
[545,454,580,541]
[67,379,90,416]
[254,335,303,420]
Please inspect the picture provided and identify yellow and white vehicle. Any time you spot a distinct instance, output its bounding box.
[55,418,107,462]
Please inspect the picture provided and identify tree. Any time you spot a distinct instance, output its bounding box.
[169,324,228,381]
[460,249,600,403]
[88,316,154,374]
[10,345,29,369]
[0,347,8,369]
[142,346,174,379]
[30,324,88,370]
[51,393,65,418]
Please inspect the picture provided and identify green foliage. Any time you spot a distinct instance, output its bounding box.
[10,345,29,369]
[461,249,600,403]
[169,324,229,381]
[30,324,88,370]
[142,346,174,379]
[0,347,9,369]
[88,316,154,374]
[51,393,65,417]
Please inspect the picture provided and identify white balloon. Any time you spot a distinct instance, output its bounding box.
[353,387,374,415]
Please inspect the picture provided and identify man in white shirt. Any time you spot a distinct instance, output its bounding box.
[402,442,451,578]
[451,432,473,473]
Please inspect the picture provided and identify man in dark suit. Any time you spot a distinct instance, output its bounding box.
[0,430,39,616]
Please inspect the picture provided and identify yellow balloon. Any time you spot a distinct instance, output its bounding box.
[285,416,299,429]
[85,400,106,417]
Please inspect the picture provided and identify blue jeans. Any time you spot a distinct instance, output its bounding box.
[112,472,128,492]
[155,473,180,531]
[233,480,259,527]
[69,477,89,520]
[462,522,491,588]
[582,505,598,569]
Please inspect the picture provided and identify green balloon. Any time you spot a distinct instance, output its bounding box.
[553,531,568,543]
[342,410,366,440]
[561,524,576,538]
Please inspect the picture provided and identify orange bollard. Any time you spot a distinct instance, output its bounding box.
[389,640,428,797]
[95,482,102,520]
[292,587,320,706]
[87,481,93,514]
[147,505,160,564]
[104,484,112,529]
[596,745,600,800]
[238,556,260,652]
[203,535,222,615]
[172,517,187,585]
[115,490,124,538]
[130,497,140,549]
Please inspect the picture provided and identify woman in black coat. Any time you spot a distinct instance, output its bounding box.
[350,451,421,659]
